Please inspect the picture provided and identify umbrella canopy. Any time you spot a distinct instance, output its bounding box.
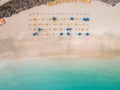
[0,18,5,26]
[0,0,119,18]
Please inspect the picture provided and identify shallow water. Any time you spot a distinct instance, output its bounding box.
[0,58,120,90]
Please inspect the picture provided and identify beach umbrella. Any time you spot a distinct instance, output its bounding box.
[0,18,5,26]
[0,0,119,18]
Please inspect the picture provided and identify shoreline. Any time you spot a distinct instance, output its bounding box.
[0,34,120,60]
[0,2,120,60]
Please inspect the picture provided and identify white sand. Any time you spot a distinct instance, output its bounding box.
[0,1,120,60]
[0,0,11,5]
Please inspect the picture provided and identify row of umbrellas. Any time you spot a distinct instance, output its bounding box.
[0,0,119,19]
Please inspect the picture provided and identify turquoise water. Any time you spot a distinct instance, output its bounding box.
[0,58,120,90]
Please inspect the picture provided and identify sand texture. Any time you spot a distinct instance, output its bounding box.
[0,2,120,60]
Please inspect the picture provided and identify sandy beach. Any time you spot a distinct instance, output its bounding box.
[0,0,10,5]
[0,1,120,60]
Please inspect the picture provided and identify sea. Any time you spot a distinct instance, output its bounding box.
[0,58,120,90]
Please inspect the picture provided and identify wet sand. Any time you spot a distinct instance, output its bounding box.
[0,2,120,60]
